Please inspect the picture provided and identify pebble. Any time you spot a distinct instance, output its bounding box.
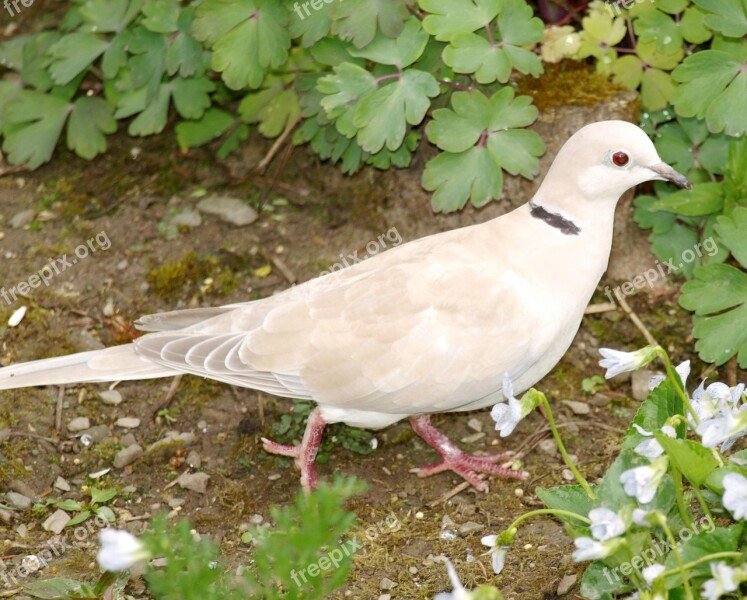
[21,555,42,573]
[167,498,186,508]
[42,509,70,534]
[10,209,34,229]
[81,424,110,443]
[99,390,123,406]
[117,259,129,271]
[114,444,143,468]
[147,431,196,456]
[378,595,391,600]
[196,195,258,226]
[561,400,590,415]
[172,209,203,227]
[538,439,558,456]
[409,566,418,575]
[6,492,31,510]
[460,432,485,444]
[116,417,141,429]
[458,521,485,536]
[415,511,424,519]
[102,298,115,317]
[68,417,91,432]
[589,393,610,407]
[379,578,397,590]
[176,472,210,494]
[120,433,138,447]
[187,451,201,469]
[557,573,577,595]
[632,370,656,401]
[8,306,26,327]
[562,469,575,481]
[467,418,483,432]
[514,488,524,497]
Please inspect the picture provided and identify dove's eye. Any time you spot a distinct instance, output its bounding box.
[612,151,629,167]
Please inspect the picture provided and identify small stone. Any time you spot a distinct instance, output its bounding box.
[151,557,168,568]
[167,498,186,508]
[116,417,141,429]
[197,195,258,226]
[99,390,123,406]
[458,521,485,536]
[460,432,485,444]
[378,595,391,600]
[441,514,456,528]
[408,566,418,575]
[117,259,129,271]
[538,439,558,456]
[177,472,210,494]
[43,509,70,534]
[561,400,590,415]
[147,432,197,456]
[467,418,483,432]
[81,425,110,443]
[10,209,34,229]
[562,468,575,481]
[172,209,203,227]
[114,444,143,468]
[632,370,656,401]
[21,555,42,573]
[187,451,201,469]
[379,577,397,590]
[589,393,610,407]
[249,514,264,525]
[415,511,424,519]
[120,433,138,447]
[54,477,71,492]
[557,573,577,595]
[102,298,115,317]
[6,492,31,510]
[68,417,91,432]
[8,306,26,327]
[514,488,524,497]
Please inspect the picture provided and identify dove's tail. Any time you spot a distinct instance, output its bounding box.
[0,344,178,390]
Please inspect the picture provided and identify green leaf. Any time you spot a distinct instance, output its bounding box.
[288,0,332,47]
[79,0,144,33]
[128,83,170,136]
[142,0,180,33]
[650,182,724,216]
[95,505,116,522]
[48,33,108,85]
[67,96,116,159]
[90,486,118,504]
[330,0,409,48]
[171,77,215,119]
[580,561,631,599]
[535,485,594,524]
[634,194,676,235]
[66,509,91,527]
[348,18,428,68]
[634,9,682,55]
[650,222,698,278]
[54,499,83,512]
[654,434,718,487]
[366,131,419,169]
[353,69,439,152]
[680,6,712,44]
[641,68,676,112]
[664,525,743,586]
[239,85,300,137]
[318,62,377,137]
[2,90,69,169]
[420,0,501,42]
[714,207,747,266]
[487,129,543,178]
[176,108,237,151]
[692,0,747,37]
[192,0,290,90]
[25,578,92,599]
[680,263,747,366]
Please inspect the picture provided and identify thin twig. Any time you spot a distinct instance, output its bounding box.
[617,295,659,347]
[585,302,617,315]
[55,385,65,432]
[257,116,301,173]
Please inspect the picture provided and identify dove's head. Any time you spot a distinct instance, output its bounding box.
[541,120,691,207]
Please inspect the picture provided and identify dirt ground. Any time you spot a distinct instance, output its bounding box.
[0,127,736,600]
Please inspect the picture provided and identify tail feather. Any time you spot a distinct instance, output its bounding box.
[0,344,178,390]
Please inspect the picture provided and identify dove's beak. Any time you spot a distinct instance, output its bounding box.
[648,162,692,190]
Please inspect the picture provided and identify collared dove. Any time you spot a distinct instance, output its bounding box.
[0,121,690,491]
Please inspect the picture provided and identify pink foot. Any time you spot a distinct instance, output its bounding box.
[262,407,326,491]
[409,414,528,492]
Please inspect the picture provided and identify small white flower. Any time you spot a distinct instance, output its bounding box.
[701,562,739,600]
[722,473,747,520]
[599,346,658,379]
[696,408,747,448]
[96,529,149,572]
[434,558,473,600]
[571,536,620,562]
[620,457,668,504]
[642,563,666,585]
[634,425,676,460]
[480,534,507,574]
[491,374,540,438]
[649,360,690,391]
[588,507,625,541]
[632,508,652,527]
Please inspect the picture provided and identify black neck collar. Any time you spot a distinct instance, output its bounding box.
[528,201,580,236]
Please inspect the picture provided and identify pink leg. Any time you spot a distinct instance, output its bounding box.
[261,407,326,491]
[409,414,528,492]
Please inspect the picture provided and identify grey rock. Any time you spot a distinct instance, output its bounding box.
[114,444,143,468]
[460,432,485,444]
[458,521,485,536]
[187,451,201,469]
[81,425,110,443]
[99,390,123,406]
[197,195,258,226]
[53,477,71,492]
[176,472,210,494]
[562,400,590,415]
[116,417,141,429]
[10,209,34,229]
[467,418,483,432]
[538,439,558,456]
[67,417,90,432]
[379,577,397,590]
[172,209,203,227]
[557,573,577,595]
[6,492,31,510]
[42,509,70,534]
[120,433,138,447]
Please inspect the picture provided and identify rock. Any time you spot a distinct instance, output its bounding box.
[116,417,141,429]
[42,509,70,534]
[562,400,590,415]
[99,390,123,406]
[53,477,70,492]
[460,432,485,444]
[379,577,397,590]
[147,431,197,456]
[458,521,485,536]
[81,425,110,443]
[10,209,34,229]
[378,595,392,600]
[632,370,657,401]
[167,498,186,508]
[557,573,577,595]
[9,480,37,500]
[67,417,91,432]
[120,433,138,447]
[538,439,558,456]
[6,492,31,510]
[589,393,610,407]
[562,468,575,481]
[176,472,210,494]
[113,444,143,468]
[187,451,201,469]
[197,195,258,226]
[467,418,483,432]
[172,209,203,227]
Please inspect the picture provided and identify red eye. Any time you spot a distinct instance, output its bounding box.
[612,151,629,167]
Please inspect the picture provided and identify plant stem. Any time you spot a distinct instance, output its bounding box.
[672,467,694,530]
[540,396,597,500]
[692,486,713,523]
[658,515,694,600]
[655,348,699,424]
[505,508,591,533]
[661,551,743,578]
